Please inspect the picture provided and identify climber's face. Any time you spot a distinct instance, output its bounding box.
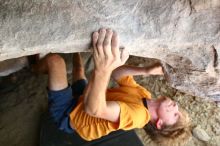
[156,97,180,129]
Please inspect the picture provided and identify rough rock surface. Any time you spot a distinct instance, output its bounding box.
[0,0,220,100]
[0,57,28,76]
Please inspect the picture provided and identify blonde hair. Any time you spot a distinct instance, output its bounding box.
[144,105,192,146]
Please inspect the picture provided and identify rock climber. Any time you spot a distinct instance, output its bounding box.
[33,28,191,145]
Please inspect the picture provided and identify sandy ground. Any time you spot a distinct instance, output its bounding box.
[0,53,220,146]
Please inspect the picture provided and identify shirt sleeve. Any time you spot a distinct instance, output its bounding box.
[116,75,139,88]
[69,101,150,141]
[117,101,151,130]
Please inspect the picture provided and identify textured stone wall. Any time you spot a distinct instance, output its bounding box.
[0,0,219,100]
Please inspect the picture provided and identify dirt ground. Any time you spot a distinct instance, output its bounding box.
[0,53,220,146]
[128,56,220,146]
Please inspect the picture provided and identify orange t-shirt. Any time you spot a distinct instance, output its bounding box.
[69,75,151,141]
